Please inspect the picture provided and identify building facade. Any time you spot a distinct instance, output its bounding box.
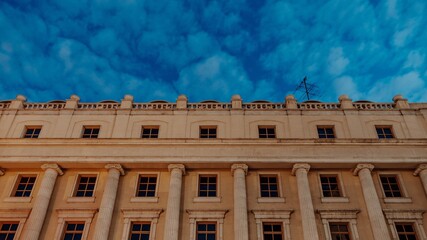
[0,94,426,240]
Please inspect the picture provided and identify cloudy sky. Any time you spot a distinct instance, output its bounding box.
[0,0,426,103]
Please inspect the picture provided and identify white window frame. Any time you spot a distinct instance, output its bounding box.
[377,172,412,203]
[383,209,427,240]
[0,208,31,240]
[257,172,285,203]
[4,172,39,203]
[54,209,97,240]
[252,210,293,240]
[193,172,221,203]
[317,172,349,203]
[121,209,163,240]
[187,209,228,240]
[131,172,160,203]
[67,172,99,203]
[317,209,360,240]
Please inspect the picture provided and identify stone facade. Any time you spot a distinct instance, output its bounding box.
[0,94,426,240]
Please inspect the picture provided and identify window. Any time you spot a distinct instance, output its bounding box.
[384,209,426,240]
[263,222,283,240]
[199,126,217,139]
[74,175,97,197]
[23,126,41,138]
[317,126,335,139]
[129,222,150,240]
[81,126,99,138]
[395,223,418,240]
[136,175,157,197]
[258,126,276,138]
[199,175,217,197]
[13,175,36,197]
[0,222,19,240]
[380,175,402,197]
[141,126,159,138]
[260,175,279,197]
[320,175,341,197]
[376,126,394,139]
[196,222,216,240]
[62,222,84,240]
[329,222,351,240]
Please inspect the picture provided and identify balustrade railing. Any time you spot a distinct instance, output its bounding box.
[353,103,395,110]
[78,103,120,109]
[24,103,65,110]
[298,103,340,110]
[242,103,286,110]
[133,103,176,110]
[187,103,231,110]
[0,103,10,109]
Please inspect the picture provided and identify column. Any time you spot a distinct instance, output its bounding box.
[164,164,185,240]
[93,164,125,240]
[414,164,427,196]
[21,164,63,240]
[292,163,319,240]
[231,164,249,240]
[353,164,391,240]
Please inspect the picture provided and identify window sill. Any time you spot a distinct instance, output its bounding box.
[193,197,221,203]
[130,197,159,203]
[67,197,96,203]
[321,197,349,203]
[3,197,33,203]
[383,197,412,203]
[257,197,286,203]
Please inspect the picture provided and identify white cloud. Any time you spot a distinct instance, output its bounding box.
[327,47,350,77]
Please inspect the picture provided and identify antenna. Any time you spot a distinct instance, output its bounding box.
[294,76,320,101]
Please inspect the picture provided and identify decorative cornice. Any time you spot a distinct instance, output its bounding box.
[414,164,427,176]
[41,163,64,175]
[168,164,186,175]
[291,163,310,175]
[352,163,374,176]
[231,163,248,176]
[105,163,125,175]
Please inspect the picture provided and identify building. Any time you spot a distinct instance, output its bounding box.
[0,93,426,240]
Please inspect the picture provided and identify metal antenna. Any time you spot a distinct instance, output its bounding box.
[294,76,320,101]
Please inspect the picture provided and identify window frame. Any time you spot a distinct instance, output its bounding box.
[375,125,395,139]
[317,172,349,203]
[193,173,221,203]
[131,173,160,203]
[251,210,292,240]
[317,209,360,240]
[22,126,42,138]
[128,221,152,240]
[187,210,228,240]
[376,172,412,203]
[4,173,39,203]
[196,221,217,240]
[199,126,218,139]
[67,173,99,203]
[61,221,86,240]
[121,209,163,240]
[262,222,284,240]
[258,125,277,139]
[317,125,336,139]
[0,209,30,240]
[328,222,352,240]
[257,172,285,203]
[141,126,160,139]
[383,209,427,240]
[81,126,100,139]
[53,209,96,240]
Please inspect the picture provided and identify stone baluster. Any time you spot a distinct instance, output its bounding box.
[231,164,249,240]
[164,164,186,240]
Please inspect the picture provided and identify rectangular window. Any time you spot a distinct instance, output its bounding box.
[258,126,276,138]
[376,126,394,139]
[260,175,279,197]
[317,126,335,139]
[0,222,19,240]
[136,175,157,197]
[320,175,341,197]
[141,126,159,138]
[81,126,100,138]
[62,222,84,240]
[329,222,351,240]
[13,175,36,197]
[199,175,217,197]
[263,222,283,240]
[74,175,97,197]
[23,126,41,138]
[199,126,217,139]
[395,223,418,240]
[196,222,216,240]
[380,175,402,197]
[129,222,150,240]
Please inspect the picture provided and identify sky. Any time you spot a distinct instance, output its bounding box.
[0,0,426,103]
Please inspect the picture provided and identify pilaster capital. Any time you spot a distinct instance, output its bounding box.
[168,164,186,175]
[352,163,374,176]
[41,163,64,175]
[414,164,427,176]
[105,164,125,175]
[0,168,4,176]
[231,163,248,176]
[291,163,310,175]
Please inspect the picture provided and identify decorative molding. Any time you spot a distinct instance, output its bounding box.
[414,164,427,176]
[291,163,310,175]
[54,208,98,240]
[168,164,186,175]
[251,210,293,240]
[383,209,427,240]
[317,209,360,240]
[186,209,229,240]
[105,163,125,175]
[352,163,374,176]
[231,163,248,176]
[0,208,31,240]
[41,163,64,175]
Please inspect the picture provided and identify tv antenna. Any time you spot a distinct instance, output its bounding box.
[294,76,320,101]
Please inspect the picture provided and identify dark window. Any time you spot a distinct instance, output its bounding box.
[376,126,394,139]
[136,175,157,197]
[13,175,36,197]
[0,222,19,240]
[263,222,283,240]
[82,126,100,138]
[380,175,402,197]
[74,175,97,197]
[199,175,217,197]
[317,126,335,139]
[258,126,276,138]
[199,127,217,139]
[23,127,41,138]
[129,222,150,240]
[196,222,216,240]
[320,175,341,197]
[395,223,418,240]
[62,222,84,240]
[329,222,351,240]
[260,175,279,197]
[141,126,159,138]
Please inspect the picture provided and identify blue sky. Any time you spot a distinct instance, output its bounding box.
[0,0,426,103]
